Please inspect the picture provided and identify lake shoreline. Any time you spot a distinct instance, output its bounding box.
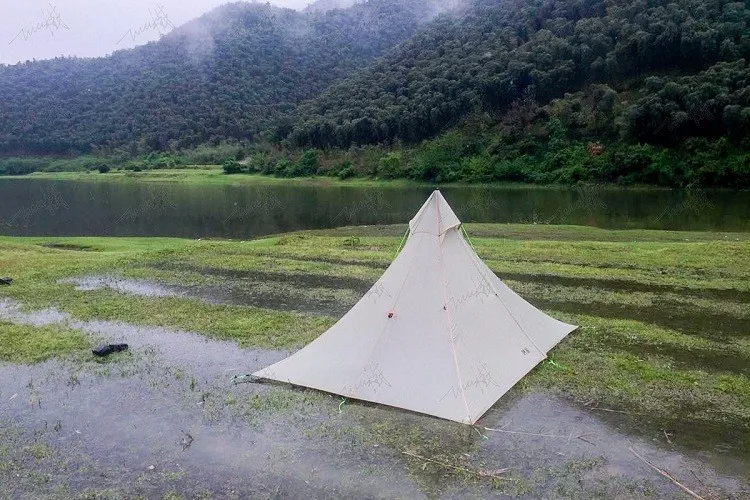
[3,174,749,236]
[5,167,747,191]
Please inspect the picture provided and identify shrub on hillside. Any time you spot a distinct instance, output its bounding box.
[377,152,404,179]
[337,164,355,179]
[222,159,243,174]
[296,149,319,176]
[0,158,47,175]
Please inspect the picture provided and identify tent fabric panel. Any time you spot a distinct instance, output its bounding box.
[253,228,469,422]
[458,235,577,354]
[439,228,547,423]
[252,230,427,386]
[333,229,467,421]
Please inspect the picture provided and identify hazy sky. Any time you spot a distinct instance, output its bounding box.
[0,0,314,65]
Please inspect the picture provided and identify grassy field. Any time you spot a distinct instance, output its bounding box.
[2,167,686,191]
[0,223,748,461]
[1,168,429,187]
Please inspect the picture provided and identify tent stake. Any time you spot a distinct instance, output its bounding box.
[483,427,567,438]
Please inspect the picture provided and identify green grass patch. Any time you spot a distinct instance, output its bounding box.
[9,168,432,187]
[0,322,89,364]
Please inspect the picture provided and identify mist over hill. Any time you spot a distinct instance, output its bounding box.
[304,0,361,13]
[0,0,448,155]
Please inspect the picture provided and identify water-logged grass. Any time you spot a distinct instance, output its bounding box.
[0,223,748,459]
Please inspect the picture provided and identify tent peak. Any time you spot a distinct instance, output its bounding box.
[409,190,461,236]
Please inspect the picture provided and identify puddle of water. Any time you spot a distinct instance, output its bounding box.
[62,268,749,342]
[0,298,287,382]
[62,276,183,298]
[39,242,99,251]
[0,300,70,327]
[99,264,748,344]
[0,300,423,498]
[500,271,750,303]
[228,254,750,307]
[153,263,375,292]
[535,298,750,340]
[60,275,362,317]
[595,335,750,376]
[0,361,424,499]
[1,301,748,497]
[477,393,749,493]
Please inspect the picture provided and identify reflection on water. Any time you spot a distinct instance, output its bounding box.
[0,179,748,237]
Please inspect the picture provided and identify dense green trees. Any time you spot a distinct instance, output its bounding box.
[288,0,750,150]
[627,60,750,145]
[296,123,749,187]
[0,0,441,155]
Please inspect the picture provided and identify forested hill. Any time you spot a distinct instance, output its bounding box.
[0,0,446,155]
[1,0,749,186]
[288,0,750,148]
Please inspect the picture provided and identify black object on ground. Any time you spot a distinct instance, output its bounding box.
[92,344,129,357]
[0,277,12,285]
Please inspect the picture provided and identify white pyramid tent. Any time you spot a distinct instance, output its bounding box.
[254,191,577,424]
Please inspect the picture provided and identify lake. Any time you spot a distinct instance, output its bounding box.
[1,179,748,238]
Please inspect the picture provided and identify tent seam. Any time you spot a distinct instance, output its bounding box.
[436,198,473,423]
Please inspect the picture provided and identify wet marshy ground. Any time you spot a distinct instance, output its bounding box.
[1,301,746,499]
[0,225,748,498]
[61,268,370,318]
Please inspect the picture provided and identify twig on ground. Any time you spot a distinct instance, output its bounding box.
[401,450,512,481]
[663,429,673,444]
[690,470,720,500]
[628,447,705,500]
[577,433,596,445]
[483,425,596,445]
[690,469,703,485]
[483,427,567,438]
[588,406,634,414]
[472,426,489,440]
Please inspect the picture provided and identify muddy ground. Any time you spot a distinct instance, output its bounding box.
[1,296,747,499]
